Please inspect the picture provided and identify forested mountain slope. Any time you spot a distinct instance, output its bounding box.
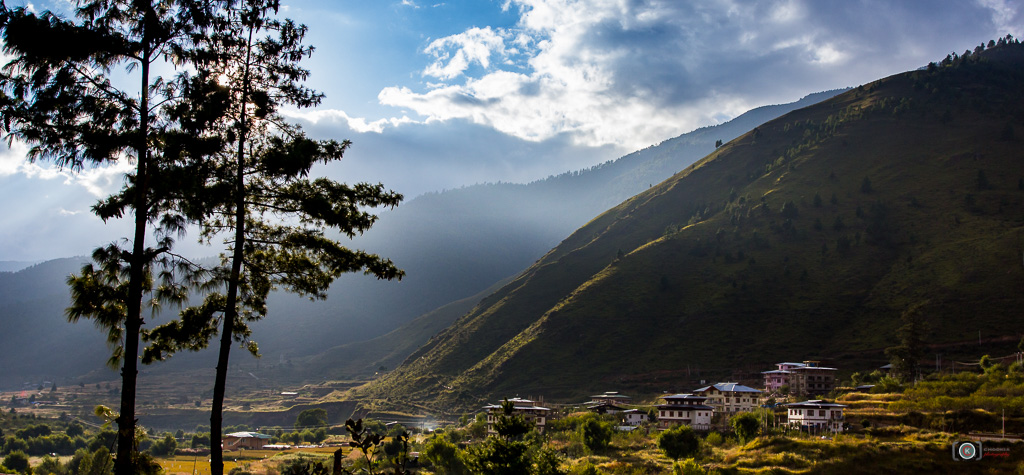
[365,43,1024,411]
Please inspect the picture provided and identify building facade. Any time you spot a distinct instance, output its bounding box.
[484,397,550,434]
[656,394,714,430]
[223,432,272,450]
[784,400,846,433]
[763,361,837,396]
[692,382,763,414]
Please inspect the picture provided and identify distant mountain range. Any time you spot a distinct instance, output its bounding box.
[0,90,846,389]
[363,43,1024,412]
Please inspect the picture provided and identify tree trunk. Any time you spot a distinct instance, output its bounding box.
[116,40,152,475]
[211,49,252,473]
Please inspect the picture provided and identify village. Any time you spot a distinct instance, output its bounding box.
[212,360,858,451]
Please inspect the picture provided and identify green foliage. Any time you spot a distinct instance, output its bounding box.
[674,458,706,475]
[279,455,331,475]
[532,447,567,475]
[338,418,411,475]
[422,434,469,475]
[295,408,328,429]
[147,434,177,456]
[465,437,531,475]
[703,431,724,447]
[493,400,534,441]
[2,450,29,474]
[578,418,613,452]
[0,3,225,472]
[659,425,700,461]
[885,302,929,382]
[871,376,904,394]
[730,412,760,444]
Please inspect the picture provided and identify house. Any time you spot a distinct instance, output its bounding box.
[484,397,550,434]
[784,400,846,433]
[222,432,272,450]
[692,382,763,414]
[762,362,806,393]
[762,361,837,396]
[656,394,714,430]
[789,362,837,396]
[589,391,633,405]
[621,409,649,426]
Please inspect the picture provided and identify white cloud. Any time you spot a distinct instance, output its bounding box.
[0,141,130,197]
[423,27,509,80]
[281,108,418,134]
[977,0,1023,37]
[366,0,1011,152]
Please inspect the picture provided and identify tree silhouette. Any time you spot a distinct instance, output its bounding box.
[0,4,217,473]
[885,302,929,382]
[138,3,403,473]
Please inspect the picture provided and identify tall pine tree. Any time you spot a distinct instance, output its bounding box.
[0,3,218,473]
[140,2,404,473]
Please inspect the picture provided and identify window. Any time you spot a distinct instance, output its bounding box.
[819,410,825,417]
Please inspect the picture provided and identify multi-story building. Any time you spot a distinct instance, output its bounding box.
[784,400,846,433]
[692,382,763,414]
[484,397,550,434]
[655,394,714,430]
[762,361,837,396]
[589,391,633,405]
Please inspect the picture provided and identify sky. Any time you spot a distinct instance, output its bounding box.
[1,0,1022,261]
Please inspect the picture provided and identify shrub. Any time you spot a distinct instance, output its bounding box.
[659,425,700,461]
[578,418,614,452]
[422,434,469,474]
[731,413,760,444]
[2,450,30,474]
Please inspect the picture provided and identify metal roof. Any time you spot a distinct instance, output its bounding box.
[225,432,272,439]
[656,403,715,411]
[783,400,847,408]
[693,382,763,394]
[662,393,708,400]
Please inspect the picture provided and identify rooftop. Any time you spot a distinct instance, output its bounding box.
[694,382,763,394]
[225,432,272,439]
[784,400,847,408]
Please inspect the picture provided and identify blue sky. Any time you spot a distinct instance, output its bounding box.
[2,0,1023,261]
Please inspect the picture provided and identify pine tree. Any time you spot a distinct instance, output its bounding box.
[138,3,403,473]
[0,4,217,474]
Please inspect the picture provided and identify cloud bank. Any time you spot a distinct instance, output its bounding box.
[372,0,1022,150]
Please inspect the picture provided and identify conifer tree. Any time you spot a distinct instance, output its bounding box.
[139,3,403,473]
[0,3,217,473]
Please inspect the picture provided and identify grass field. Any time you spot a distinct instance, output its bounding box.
[158,447,343,475]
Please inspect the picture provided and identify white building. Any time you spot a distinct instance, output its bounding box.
[692,382,763,414]
[656,394,713,430]
[784,400,847,433]
[621,409,649,426]
[484,397,550,434]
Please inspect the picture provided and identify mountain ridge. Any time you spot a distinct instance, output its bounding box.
[363,44,1024,411]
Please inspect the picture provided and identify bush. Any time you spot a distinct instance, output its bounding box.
[659,425,700,461]
[674,458,705,475]
[731,413,760,444]
[2,450,30,474]
[422,434,469,475]
[578,418,614,452]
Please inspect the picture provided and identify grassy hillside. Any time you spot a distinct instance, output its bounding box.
[364,43,1024,412]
